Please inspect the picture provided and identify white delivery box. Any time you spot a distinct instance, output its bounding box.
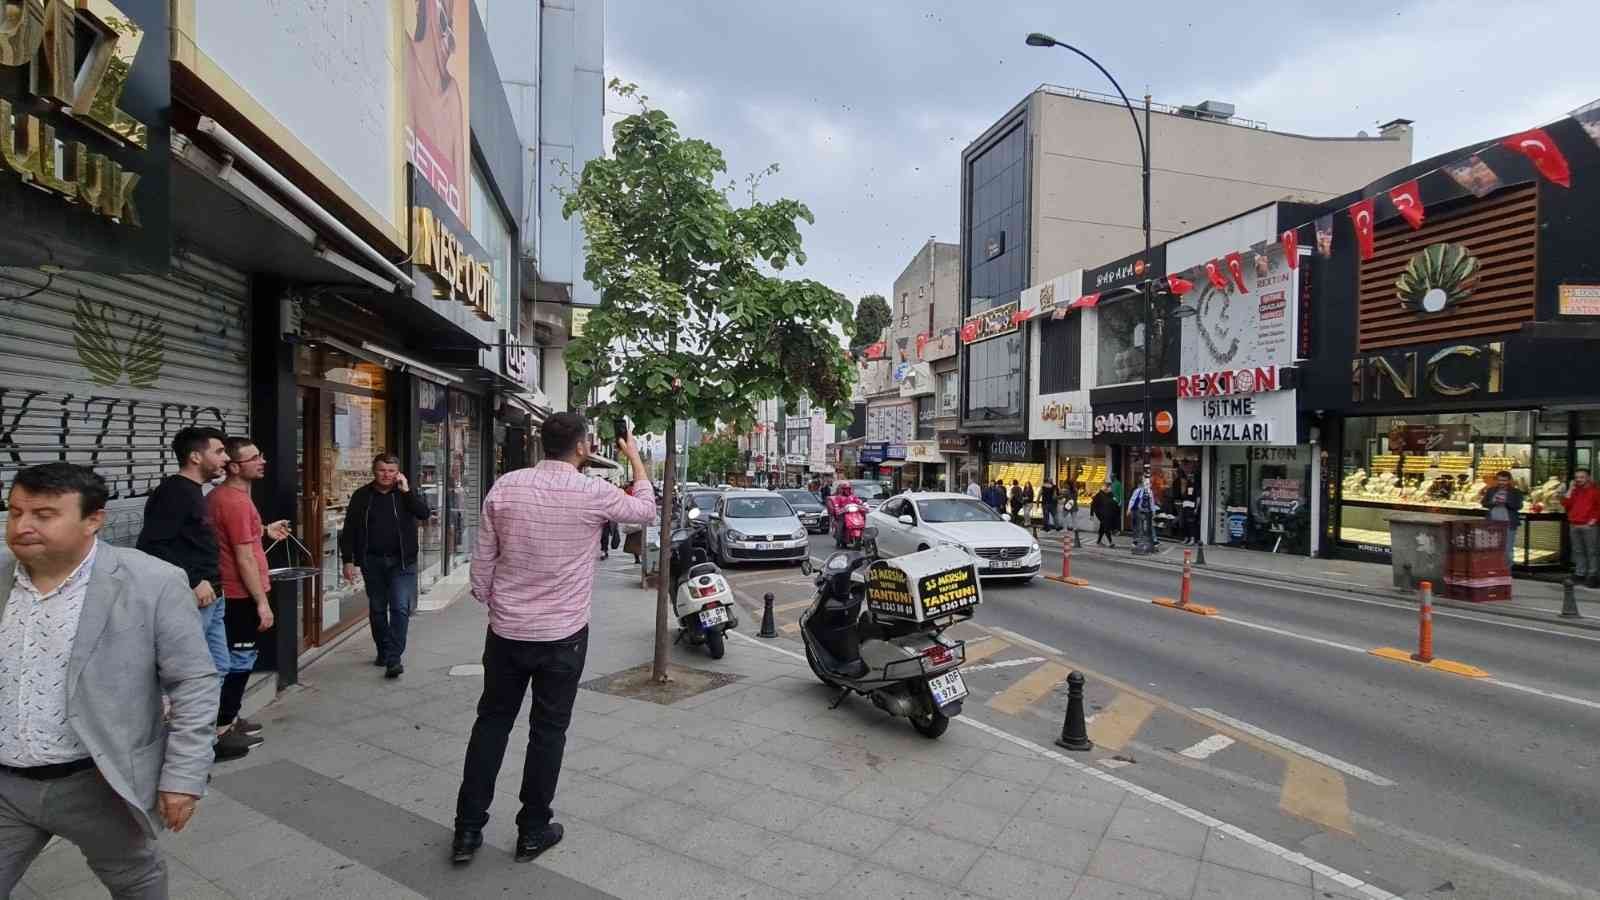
[865,546,983,623]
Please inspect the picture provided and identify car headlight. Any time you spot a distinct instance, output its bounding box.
[1030,542,1040,553]
[728,530,748,542]
[791,528,807,540]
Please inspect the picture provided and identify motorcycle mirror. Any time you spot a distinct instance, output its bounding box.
[687,507,702,520]
[800,559,813,575]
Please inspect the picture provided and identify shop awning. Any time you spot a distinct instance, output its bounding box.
[505,391,551,423]
[877,459,908,469]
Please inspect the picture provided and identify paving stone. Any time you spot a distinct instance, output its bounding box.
[726,787,828,834]
[744,836,857,896]
[676,818,783,867]
[991,816,1099,872]
[821,861,987,900]
[1085,839,1202,900]
[870,826,987,883]
[1201,830,1312,886]
[959,847,1083,900]
[1104,797,1209,859]
[657,770,763,813]
[1192,860,1316,899]
[910,797,1015,846]
[1067,873,1169,900]
[1016,790,1120,837]
[836,780,937,824]
[969,750,1059,787]
[607,757,698,794]
[792,806,902,857]
[939,772,1036,816]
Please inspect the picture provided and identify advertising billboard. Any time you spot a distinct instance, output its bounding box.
[404,0,471,227]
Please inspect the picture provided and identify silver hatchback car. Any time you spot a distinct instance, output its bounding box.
[708,490,810,566]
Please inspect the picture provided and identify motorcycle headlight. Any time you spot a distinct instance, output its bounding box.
[792,528,808,540]
[728,530,748,542]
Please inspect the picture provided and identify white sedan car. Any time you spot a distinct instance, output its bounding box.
[867,492,1042,581]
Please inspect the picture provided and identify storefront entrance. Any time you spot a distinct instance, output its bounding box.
[1213,446,1312,554]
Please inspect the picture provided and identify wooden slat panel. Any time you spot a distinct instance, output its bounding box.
[1358,184,1537,351]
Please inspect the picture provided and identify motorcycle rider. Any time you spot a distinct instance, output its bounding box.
[828,482,859,547]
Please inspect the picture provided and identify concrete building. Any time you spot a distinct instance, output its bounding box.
[959,85,1414,447]
[887,239,964,489]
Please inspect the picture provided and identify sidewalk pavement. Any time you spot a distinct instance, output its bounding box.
[1038,530,1597,630]
[26,561,1400,900]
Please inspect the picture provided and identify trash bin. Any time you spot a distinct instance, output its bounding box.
[1387,512,1458,589]
[1443,519,1512,602]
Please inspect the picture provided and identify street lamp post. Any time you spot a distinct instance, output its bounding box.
[1026,32,1160,553]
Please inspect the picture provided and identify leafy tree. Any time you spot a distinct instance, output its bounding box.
[687,433,739,484]
[561,81,856,682]
[850,294,892,355]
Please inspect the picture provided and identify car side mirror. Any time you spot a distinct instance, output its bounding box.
[897,515,914,526]
[1001,513,1012,523]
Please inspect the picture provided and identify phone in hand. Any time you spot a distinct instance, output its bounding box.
[613,417,630,441]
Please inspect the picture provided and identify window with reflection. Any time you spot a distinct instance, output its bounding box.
[963,122,1028,421]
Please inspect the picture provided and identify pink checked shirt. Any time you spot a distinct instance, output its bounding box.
[471,460,657,642]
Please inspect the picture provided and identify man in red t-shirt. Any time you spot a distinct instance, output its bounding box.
[1566,468,1600,587]
[208,438,290,739]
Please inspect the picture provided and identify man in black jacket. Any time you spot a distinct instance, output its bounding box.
[137,426,260,760]
[339,454,431,678]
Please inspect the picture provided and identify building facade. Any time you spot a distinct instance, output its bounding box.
[888,239,961,490]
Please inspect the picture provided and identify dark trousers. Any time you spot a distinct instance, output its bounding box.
[362,554,417,665]
[456,625,588,834]
[1096,520,1115,545]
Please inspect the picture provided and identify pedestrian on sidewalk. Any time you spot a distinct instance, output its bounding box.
[1565,468,1599,587]
[339,454,431,679]
[1091,482,1120,547]
[984,479,1006,512]
[1040,480,1058,531]
[1482,470,1524,569]
[137,426,258,762]
[207,438,289,740]
[965,477,983,500]
[453,412,656,866]
[2,463,218,898]
[1177,477,1201,545]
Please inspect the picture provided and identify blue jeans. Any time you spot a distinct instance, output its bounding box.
[363,555,418,665]
[198,598,229,674]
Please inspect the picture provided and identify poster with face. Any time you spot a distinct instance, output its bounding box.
[1180,244,1297,375]
[404,0,471,226]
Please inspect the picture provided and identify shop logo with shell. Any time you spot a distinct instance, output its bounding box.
[1395,243,1479,315]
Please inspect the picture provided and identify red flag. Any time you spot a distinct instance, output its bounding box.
[960,321,979,343]
[1280,228,1299,269]
[1072,293,1101,309]
[1165,274,1194,296]
[1204,259,1229,291]
[1388,180,1424,229]
[1224,252,1247,292]
[1502,127,1571,187]
[1349,198,1376,261]
[915,332,928,358]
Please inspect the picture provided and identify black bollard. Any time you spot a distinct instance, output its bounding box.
[1055,670,1094,752]
[1561,579,1583,619]
[758,592,778,638]
[1195,541,1207,566]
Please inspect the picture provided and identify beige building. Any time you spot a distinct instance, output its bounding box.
[959,85,1414,438]
[884,239,963,488]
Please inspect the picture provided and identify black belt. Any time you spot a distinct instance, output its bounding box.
[0,757,95,780]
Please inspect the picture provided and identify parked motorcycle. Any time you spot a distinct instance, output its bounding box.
[670,508,737,658]
[797,544,981,738]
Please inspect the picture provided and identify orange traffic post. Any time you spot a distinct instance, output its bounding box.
[1046,535,1089,586]
[1412,580,1434,663]
[1153,549,1216,615]
[1180,549,1194,606]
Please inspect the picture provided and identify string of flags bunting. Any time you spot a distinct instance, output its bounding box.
[955,99,1600,335]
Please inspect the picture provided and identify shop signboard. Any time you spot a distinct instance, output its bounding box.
[1182,391,1298,446]
[1558,283,1600,317]
[961,301,1020,345]
[1092,400,1178,445]
[860,443,887,464]
[1350,340,1506,406]
[1387,423,1472,453]
[1086,246,1166,294]
[887,444,908,461]
[1179,244,1298,376]
[938,432,970,454]
[923,328,959,361]
[865,400,915,444]
[985,437,1040,462]
[906,441,942,464]
[0,0,171,271]
[1029,391,1093,440]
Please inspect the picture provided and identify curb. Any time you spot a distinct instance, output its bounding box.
[1048,545,1600,633]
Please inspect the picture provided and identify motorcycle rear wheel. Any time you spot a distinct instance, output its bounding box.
[705,628,726,660]
[910,711,949,739]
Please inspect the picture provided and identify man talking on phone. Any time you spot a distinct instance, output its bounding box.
[339,454,431,679]
[451,412,655,866]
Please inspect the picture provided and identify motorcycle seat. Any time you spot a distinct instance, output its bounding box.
[687,562,720,579]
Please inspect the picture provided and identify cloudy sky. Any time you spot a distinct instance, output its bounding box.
[604,0,1597,307]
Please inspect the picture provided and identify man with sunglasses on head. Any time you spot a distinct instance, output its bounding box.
[207,438,289,744]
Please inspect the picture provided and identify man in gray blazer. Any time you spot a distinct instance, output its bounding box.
[0,463,220,898]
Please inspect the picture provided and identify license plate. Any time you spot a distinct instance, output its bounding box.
[755,542,770,551]
[989,559,1021,569]
[927,670,967,707]
[699,607,729,627]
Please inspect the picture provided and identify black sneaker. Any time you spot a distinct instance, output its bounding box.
[450,828,483,865]
[515,823,563,863]
[232,716,263,737]
[214,731,257,761]
[385,663,404,679]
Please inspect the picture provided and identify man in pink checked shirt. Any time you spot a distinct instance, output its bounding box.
[451,412,656,867]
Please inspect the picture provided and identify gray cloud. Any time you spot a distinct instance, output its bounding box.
[605,0,1598,305]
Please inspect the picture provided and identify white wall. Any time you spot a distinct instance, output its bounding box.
[540,0,606,306]
[196,1,398,229]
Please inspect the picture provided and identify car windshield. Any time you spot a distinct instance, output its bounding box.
[725,497,792,519]
[685,492,721,510]
[917,498,1004,524]
[779,491,820,508]
[848,481,887,501]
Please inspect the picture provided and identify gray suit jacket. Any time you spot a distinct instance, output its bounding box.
[0,541,219,836]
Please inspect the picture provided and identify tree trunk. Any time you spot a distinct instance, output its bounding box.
[653,421,677,683]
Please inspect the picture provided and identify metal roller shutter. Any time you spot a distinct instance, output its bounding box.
[0,252,251,546]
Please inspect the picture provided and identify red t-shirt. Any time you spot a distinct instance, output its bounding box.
[207,485,269,599]
[1567,482,1600,526]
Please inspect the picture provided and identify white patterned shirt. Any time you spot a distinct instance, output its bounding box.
[0,544,97,767]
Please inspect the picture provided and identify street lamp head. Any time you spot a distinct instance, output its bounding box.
[1167,304,1199,320]
[1025,32,1057,47]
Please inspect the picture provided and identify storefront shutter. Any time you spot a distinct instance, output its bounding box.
[1358,184,1537,351]
[0,252,251,546]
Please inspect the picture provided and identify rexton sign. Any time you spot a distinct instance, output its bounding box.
[1176,365,1280,398]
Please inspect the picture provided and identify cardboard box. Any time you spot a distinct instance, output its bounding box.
[866,546,983,622]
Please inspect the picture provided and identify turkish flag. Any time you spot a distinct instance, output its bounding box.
[1224,252,1247,292]
[1502,127,1571,187]
[960,322,979,343]
[1204,259,1229,291]
[915,333,928,358]
[1165,274,1194,296]
[1388,180,1425,229]
[1073,293,1102,309]
[1280,228,1299,269]
[1349,198,1376,261]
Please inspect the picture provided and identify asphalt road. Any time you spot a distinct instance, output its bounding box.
[741,533,1600,899]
